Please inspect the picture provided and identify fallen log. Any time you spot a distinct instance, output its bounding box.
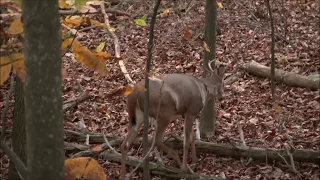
[101,151,222,180]
[64,142,221,179]
[64,130,320,165]
[242,60,320,90]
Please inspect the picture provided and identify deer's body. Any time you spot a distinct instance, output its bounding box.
[128,74,208,122]
[120,66,225,179]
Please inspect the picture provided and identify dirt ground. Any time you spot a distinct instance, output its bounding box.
[1,0,319,179]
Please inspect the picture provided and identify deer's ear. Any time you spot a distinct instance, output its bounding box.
[217,65,225,78]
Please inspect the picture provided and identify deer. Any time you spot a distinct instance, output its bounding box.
[120,63,226,179]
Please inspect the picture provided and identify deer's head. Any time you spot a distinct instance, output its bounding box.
[201,61,226,100]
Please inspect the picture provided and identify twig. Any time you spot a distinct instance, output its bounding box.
[1,74,14,140]
[265,0,276,102]
[63,90,90,113]
[272,149,301,175]
[237,121,247,147]
[284,144,301,175]
[102,134,120,155]
[0,140,28,179]
[100,1,134,85]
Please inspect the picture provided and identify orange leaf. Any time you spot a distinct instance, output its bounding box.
[90,145,103,151]
[65,157,107,180]
[90,19,109,29]
[160,8,171,18]
[63,16,84,28]
[106,86,134,97]
[184,25,192,39]
[0,56,12,85]
[136,84,146,92]
[67,38,108,76]
[93,51,114,61]
[204,42,210,52]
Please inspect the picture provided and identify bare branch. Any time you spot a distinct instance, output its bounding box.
[265,0,276,102]
[100,1,134,84]
[0,140,28,179]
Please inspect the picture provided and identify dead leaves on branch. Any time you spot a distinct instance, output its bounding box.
[62,38,112,77]
[65,157,107,180]
[61,16,115,32]
[1,10,115,85]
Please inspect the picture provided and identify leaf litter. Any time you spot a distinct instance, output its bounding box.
[0,0,319,179]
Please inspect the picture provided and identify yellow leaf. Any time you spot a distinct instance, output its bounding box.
[160,8,171,18]
[70,39,108,76]
[204,42,210,52]
[134,18,146,27]
[216,1,223,8]
[0,56,12,85]
[273,105,281,113]
[58,0,72,9]
[93,51,114,61]
[7,18,23,35]
[61,38,73,50]
[96,42,105,52]
[108,27,116,32]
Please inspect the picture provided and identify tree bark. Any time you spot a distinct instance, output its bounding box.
[199,0,218,138]
[22,1,64,179]
[8,78,27,180]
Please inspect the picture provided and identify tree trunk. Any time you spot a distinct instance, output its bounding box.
[199,0,218,138]
[8,78,27,180]
[22,1,64,179]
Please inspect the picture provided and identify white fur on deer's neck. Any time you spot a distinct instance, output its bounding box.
[195,79,208,108]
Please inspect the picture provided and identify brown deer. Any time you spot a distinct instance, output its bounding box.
[120,64,225,179]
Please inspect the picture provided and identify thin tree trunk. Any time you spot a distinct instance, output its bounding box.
[199,0,218,138]
[8,78,27,180]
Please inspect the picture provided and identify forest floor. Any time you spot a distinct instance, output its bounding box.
[1,0,319,179]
